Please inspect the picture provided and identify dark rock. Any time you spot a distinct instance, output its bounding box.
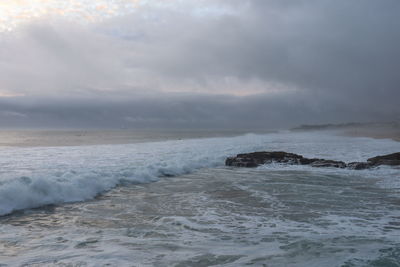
[226,151,400,170]
[299,158,320,165]
[225,151,346,168]
[367,152,400,166]
[347,162,373,170]
[310,160,346,168]
[225,151,309,168]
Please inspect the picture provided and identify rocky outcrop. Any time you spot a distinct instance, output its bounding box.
[347,162,373,170]
[310,160,346,168]
[225,151,338,168]
[367,152,400,166]
[226,151,400,169]
[225,151,315,168]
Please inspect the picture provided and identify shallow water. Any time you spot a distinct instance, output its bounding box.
[0,131,400,266]
[1,167,400,266]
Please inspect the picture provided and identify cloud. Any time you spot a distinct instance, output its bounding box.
[0,0,399,129]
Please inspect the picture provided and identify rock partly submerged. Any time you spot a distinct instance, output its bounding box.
[225,151,311,168]
[347,162,373,170]
[225,151,345,168]
[310,160,347,168]
[367,152,400,166]
[225,151,400,169]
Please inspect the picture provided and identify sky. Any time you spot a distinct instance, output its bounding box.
[0,0,399,129]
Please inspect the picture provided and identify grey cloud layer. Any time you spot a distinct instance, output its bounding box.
[0,0,399,128]
[0,93,378,129]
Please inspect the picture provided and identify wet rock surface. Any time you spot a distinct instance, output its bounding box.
[226,151,400,169]
[310,160,346,168]
[225,151,314,168]
[367,152,400,166]
[347,162,373,170]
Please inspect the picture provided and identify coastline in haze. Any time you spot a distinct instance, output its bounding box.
[1,0,400,266]
[1,129,400,266]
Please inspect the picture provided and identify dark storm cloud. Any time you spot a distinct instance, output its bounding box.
[0,92,390,129]
[0,0,399,128]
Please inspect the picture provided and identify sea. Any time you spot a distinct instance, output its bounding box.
[0,130,399,266]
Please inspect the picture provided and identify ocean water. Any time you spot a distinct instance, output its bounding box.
[0,131,400,266]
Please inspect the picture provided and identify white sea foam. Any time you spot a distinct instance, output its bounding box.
[0,131,399,216]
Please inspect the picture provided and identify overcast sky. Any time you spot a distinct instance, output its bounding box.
[0,0,399,129]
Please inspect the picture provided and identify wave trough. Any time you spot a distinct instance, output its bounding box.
[0,131,399,216]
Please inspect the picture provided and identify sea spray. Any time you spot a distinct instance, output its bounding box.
[1,132,399,216]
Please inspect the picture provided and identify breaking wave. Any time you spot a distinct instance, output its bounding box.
[0,131,399,216]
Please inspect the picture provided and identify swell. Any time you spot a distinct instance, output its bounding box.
[0,131,399,216]
[0,134,266,216]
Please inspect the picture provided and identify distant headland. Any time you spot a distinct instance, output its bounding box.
[291,122,400,142]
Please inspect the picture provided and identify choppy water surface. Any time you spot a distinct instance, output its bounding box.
[0,131,400,266]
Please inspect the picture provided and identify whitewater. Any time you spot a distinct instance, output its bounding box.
[1,131,400,266]
[1,131,400,216]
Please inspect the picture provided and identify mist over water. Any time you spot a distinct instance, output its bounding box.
[1,1,400,266]
[0,131,400,266]
[1,1,400,129]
